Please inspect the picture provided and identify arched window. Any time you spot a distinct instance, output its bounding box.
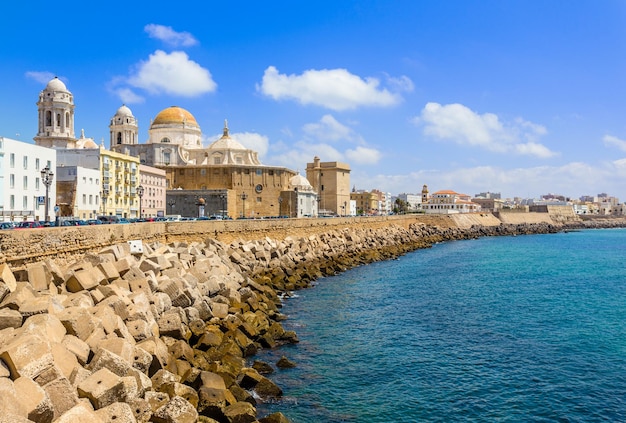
[65,112,70,127]
[46,111,52,126]
[117,132,122,144]
[161,137,170,143]
[56,114,61,127]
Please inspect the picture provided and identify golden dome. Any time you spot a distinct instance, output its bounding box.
[152,106,198,126]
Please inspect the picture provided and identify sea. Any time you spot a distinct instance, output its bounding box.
[254,228,626,422]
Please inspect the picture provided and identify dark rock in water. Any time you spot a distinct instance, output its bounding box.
[252,360,275,374]
[276,356,296,369]
[223,401,257,423]
[259,412,292,423]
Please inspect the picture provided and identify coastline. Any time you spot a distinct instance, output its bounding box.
[0,215,624,422]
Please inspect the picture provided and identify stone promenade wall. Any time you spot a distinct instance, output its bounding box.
[0,209,584,267]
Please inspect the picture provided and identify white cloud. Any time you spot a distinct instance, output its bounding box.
[257,66,402,111]
[386,74,414,92]
[603,135,626,152]
[268,141,343,171]
[353,161,626,201]
[25,71,58,84]
[303,114,355,142]
[232,132,269,158]
[144,24,198,47]
[127,50,216,97]
[415,102,556,158]
[113,88,145,104]
[345,146,382,164]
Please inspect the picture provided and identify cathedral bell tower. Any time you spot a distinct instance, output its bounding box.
[34,77,76,148]
[109,104,139,148]
[422,184,429,204]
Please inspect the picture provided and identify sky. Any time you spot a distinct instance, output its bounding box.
[2,0,626,200]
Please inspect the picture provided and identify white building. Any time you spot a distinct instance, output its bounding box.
[423,189,481,214]
[139,164,167,218]
[397,193,422,211]
[285,173,318,218]
[0,137,56,222]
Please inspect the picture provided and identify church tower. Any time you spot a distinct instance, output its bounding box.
[34,77,76,148]
[422,184,429,204]
[109,104,138,148]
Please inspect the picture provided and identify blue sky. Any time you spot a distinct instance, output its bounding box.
[2,0,626,200]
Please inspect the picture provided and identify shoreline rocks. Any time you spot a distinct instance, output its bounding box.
[0,218,624,422]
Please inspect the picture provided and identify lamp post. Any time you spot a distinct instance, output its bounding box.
[40,166,54,224]
[102,187,109,215]
[219,193,226,219]
[240,193,248,218]
[167,199,175,215]
[137,185,144,219]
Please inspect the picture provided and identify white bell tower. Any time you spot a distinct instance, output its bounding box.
[109,104,139,148]
[34,77,76,148]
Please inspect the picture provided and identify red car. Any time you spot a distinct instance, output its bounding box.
[15,221,43,229]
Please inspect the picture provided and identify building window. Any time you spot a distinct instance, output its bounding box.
[256,169,262,176]
[236,157,243,164]
[23,196,27,209]
[35,178,40,190]
[35,158,40,171]
[214,157,221,164]
[23,156,27,170]
[200,169,206,176]
[10,153,14,168]
[9,174,14,188]
[257,197,262,202]
[46,111,52,126]
[161,137,170,143]
[9,195,14,209]
[83,194,86,205]
[89,195,93,205]
[23,176,27,189]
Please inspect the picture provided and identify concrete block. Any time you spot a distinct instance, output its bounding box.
[84,325,107,352]
[19,296,53,319]
[51,342,80,380]
[95,402,138,423]
[150,368,180,392]
[14,376,54,423]
[62,335,90,366]
[43,377,80,419]
[150,396,198,423]
[157,310,187,339]
[97,337,135,365]
[0,333,53,380]
[52,401,103,423]
[127,367,152,397]
[122,266,145,282]
[132,345,153,374]
[0,308,23,330]
[56,307,99,341]
[97,261,120,282]
[136,337,170,375]
[0,263,17,292]
[160,381,199,408]
[128,278,152,294]
[0,282,36,310]
[26,262,52,292]
[126,398,152,423]
[69,366,91,388]
[0,377,27,418]
[62,291,94,308]
[127,239,144,255]
[223,401,257,423]
[210,301,229,319]
[126,319,152,342]
[87,347,132,377]
[144,391,169,413]
[33,364,65,387]
[77,367,126,409]
[65,269,99,293]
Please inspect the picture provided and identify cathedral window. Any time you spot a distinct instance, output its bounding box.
[161,137,170,143]
[117,132,122,144]
[236,157,243,164]
[66,112,70,127]
[46,111,52,126]
[56,114,61,127]
[214,157,221,164]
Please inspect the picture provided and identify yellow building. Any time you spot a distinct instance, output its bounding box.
[350,190,379,215]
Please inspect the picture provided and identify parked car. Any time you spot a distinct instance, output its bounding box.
[0,222,15,230]
[15,221,43,229]
[86,219,102,225]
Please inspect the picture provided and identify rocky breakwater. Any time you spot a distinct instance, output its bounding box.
[0,220,568,423]
[0,239,295,423]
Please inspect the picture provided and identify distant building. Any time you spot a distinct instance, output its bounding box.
[139,164,167,218]
[475,191,501,200]
[350,190,379,215]
[423,189,481,214]
[280,173,318,218]
[0,137,56,222]
[396,193,422,211]
[56,165,100,219]
[306,156,351,216]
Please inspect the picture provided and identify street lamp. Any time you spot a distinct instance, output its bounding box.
[102,187,109,215]
[240,192,248,218]
[40,166,54,224]
[219,193,226,219]
[137,185,144,219]
[167,199,175,215]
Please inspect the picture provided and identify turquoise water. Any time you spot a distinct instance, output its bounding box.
[255,229,626,422]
